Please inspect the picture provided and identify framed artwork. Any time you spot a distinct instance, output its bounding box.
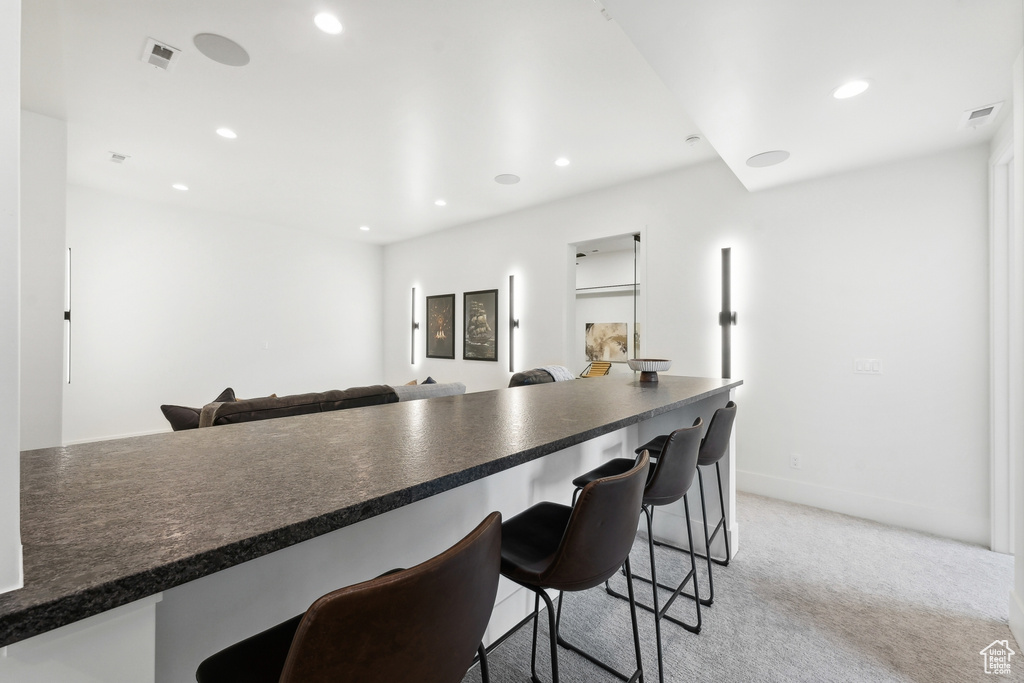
[426,294,456,359]
[585,322,628,362]
[463,289,498,361]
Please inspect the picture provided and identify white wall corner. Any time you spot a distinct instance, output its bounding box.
[0,0,24,596]
[0,544,23,595]
[1011,588,1024,650]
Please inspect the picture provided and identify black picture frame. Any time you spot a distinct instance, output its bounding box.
[425,294,456,359]
[463,289,498,362]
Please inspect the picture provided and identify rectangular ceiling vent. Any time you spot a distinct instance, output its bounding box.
[109,152,129,163]
[142,38,181,71]
[959,101,1003,130]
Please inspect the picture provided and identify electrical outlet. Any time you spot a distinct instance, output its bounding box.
[853,358,882,374]
[789,454,802,470]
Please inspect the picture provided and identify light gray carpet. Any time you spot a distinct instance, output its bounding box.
[466,492,1020,682]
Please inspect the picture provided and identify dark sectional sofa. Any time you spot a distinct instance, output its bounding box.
[198,385,399,428]
[162,382,467,431]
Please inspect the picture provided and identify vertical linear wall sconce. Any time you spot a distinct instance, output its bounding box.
[411,287,419,365]
[508,274,520,373]
[719,247,737,379]
[64,247,72,384]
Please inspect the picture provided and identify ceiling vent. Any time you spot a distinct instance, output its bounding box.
[109,152,130,164]
[959,102,1003,130]
[142,38,181,71]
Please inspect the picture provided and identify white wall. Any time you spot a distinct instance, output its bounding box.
[1011,45,1024,652]
[0,0,23,593]
[384,145,993,545]
[20,110,66,450]
[63,186,386,443]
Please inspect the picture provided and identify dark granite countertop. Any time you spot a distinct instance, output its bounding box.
[0,374,740,647]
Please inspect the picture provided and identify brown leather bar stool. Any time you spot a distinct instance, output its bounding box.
[499,452,650,683]
[635,401,737,607]
[571,420,703,683]
[195,511,502,683]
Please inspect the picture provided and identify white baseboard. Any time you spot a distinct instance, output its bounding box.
[62,428,169,446]
[1010,589,1024,650]
[736,470,989,546]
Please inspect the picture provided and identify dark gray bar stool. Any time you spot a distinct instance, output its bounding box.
[571,420,704,683]
[635,400,738,606]
[195,512,502,683]
[499,453,650,683]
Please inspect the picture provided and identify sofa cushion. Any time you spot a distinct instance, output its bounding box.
[161,387,236,431]
[318,385,400,412]
[508,369,555,387]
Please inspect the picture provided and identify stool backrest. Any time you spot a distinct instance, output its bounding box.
[643,418,703,506]
[540,452,649,592]
[278,511,502,683]
[697,401,737,467]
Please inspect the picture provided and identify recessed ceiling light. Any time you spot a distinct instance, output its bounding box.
[359,225,370,232]
[746,150,790,168]
[685,135,702,146]
[434,199,447,206]
[314,13,343,34]
[172,183,189,191]
[555,157,570,167]
[216,127,237,139]
[495,174,520,185]
[832,80,870,99]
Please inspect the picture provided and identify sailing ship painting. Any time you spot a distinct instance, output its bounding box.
[463,289,498,361]
[426,294,455,359]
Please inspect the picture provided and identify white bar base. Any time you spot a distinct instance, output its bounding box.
[0,594,161,683]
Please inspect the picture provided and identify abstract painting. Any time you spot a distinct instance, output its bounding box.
[585,322,628,362]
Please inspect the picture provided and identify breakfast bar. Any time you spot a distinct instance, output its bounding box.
[0,375,740,683]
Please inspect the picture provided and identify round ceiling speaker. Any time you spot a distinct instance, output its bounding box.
[494,174,521,185]
[194,33,250,67]
[746,150,790,168]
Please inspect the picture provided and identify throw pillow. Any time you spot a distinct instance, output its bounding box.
[160,404,201,431]
[405,379,418,385]
[422,376,437,384]
[214,387,236,402]
[161,388,235,431]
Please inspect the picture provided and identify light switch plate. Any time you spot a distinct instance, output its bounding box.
[853,358,882,374]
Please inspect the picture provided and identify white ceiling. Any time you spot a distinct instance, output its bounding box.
[21,0,715,244]
[601,0,1023,191]
[20,0,1023,243]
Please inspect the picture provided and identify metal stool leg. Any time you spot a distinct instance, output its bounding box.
[526,588,560,683]
[608,498,702,633]
[554,570,645,682]
[477,643,490,683]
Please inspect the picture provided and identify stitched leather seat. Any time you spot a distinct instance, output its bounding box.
[195,511,502,683]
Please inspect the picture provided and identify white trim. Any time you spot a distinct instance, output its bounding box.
[736,470,989,545]
[991,138,1015,554]
[61,428,168,446]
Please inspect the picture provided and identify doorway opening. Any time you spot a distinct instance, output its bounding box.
[571,232,645,377]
